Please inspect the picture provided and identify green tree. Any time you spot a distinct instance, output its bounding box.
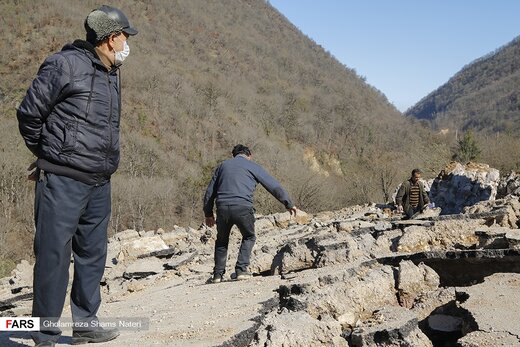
[454,130,481,163]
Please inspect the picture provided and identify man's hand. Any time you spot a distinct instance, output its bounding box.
[27,161,38,181]
[396,205,404,214]
[287,206,297,216]
[205,216,215,227]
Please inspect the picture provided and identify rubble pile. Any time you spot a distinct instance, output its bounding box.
[1,162,520,346]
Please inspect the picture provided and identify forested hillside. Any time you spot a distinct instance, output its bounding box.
[406,35,520,171]
[407,36,520,132]
[0,0,448,273]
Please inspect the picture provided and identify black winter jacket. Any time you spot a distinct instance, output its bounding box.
[17,40,121,185]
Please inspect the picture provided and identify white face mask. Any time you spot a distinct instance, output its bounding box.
[114,40,130,65]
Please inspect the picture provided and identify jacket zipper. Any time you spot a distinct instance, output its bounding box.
[105,71,113,177]
[85,67,96,119]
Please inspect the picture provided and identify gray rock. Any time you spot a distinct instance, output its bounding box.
[251,310,346,347]
[164,252,198,270]
[427,314,463,332]
[8,260,33,293]
[397,261,440,308]
[397,219,482,253]
[123,257,165,280]
[286,265,399,322]
[411,288,456,321]
[272,210,311,228]
[138,247,178,259]
[120,235,169,259]
[351,306,433,347]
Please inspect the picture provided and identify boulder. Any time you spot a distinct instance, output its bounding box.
[160,231,190,247]
[411,288,456,321]
[298,266,399,322]
[351,306,433,347]
[397,226,432,253]
[251,310,346,347]
[8,260,33,293]
[397,261,440,308]
[397,219,482,253]
[427,314,463,333]
[463,198,519,228]
[270,239,314,275]
[120,236,169,259]
[123,257,165,280]
[164,252,198,270]
[272,210,311,228]
[430,162,499,215]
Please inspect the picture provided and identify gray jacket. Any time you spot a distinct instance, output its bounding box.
[203,155,294,217]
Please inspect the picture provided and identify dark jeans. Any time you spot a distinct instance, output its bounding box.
[31,172,111,344]
[405,205,421,219]
[214,205,255,275]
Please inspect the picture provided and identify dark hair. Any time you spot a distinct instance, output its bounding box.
[232,144,251,157]
[411,168,422,176]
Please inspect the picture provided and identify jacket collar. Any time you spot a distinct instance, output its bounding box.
[66,40,118,73]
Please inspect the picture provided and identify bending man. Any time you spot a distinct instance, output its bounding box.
[203,145,297,283]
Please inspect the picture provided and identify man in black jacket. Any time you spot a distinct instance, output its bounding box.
[204,145,297,283]
[17,6,137,347]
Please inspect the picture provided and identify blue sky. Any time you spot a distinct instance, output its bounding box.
[269,1,520,111]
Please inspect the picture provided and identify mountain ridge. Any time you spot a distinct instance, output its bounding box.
[406,34,520,133]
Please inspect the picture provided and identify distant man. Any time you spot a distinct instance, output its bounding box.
[17,6,137,347]
[396,169,430,219]
[203,145,297,283]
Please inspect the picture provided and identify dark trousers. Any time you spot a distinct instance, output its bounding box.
[31,173,111,343]
[405,205,421,219]
[214,205,256,275]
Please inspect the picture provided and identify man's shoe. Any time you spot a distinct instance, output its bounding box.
[35,341,55,347]
[72,328,120,345]
[210,273,223,283]
[232,270,252,280]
